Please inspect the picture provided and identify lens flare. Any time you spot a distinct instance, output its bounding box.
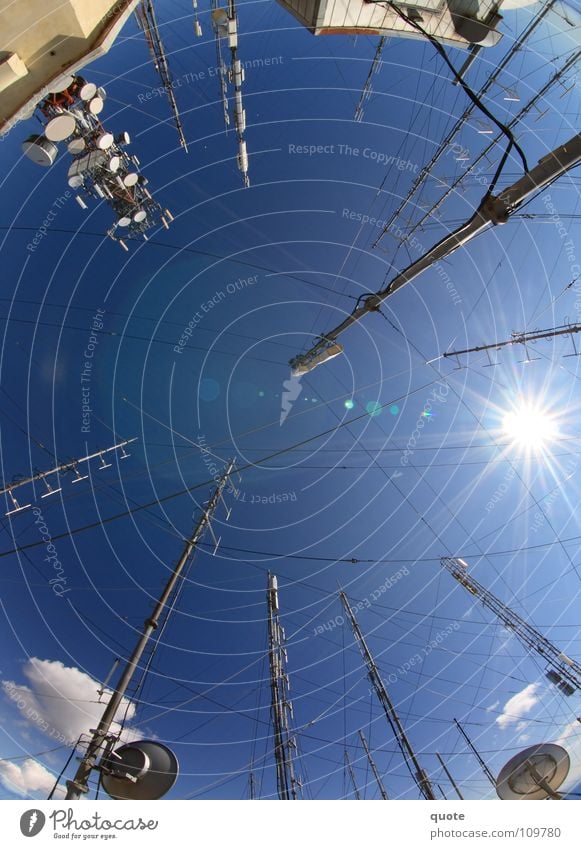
[502,401,557,450]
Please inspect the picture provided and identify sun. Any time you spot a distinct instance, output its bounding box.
[502,401,557,450]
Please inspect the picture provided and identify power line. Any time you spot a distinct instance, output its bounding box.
[0,376,445,560]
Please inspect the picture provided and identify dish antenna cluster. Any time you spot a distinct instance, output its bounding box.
[21,75,172,249]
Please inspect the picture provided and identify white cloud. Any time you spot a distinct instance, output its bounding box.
[0,758,65,799]
[485,700,500,713]
[495,683,541,730]
[555,720,581,796]
[2,658,139,746]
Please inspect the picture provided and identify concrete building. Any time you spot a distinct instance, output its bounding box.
[277,0,506,48]
[0,0,140,134]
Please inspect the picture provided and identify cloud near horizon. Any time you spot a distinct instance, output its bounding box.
[2,657,140,746]
[0,758,66,799]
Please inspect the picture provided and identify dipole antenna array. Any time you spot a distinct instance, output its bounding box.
[2,438,137,516]
[454,718,496,789]
[267,573,302,800]
[441,318,581,366]
[135,0,188,151]
[383,48,580,251]
[64,459,236,800]
[373,0,569,248]
[358,729,389,799]
[442,557,581,696]
[339,590,436,800]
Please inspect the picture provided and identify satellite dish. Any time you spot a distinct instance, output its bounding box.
[87,96,104,116]
[96,132,114,151]
[45,114,77,142]
[49,74,75,94]
[79,81,97,101]
[101,740,178,800]
[496,743,570,800]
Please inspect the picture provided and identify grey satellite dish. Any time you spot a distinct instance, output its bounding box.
[496,743,570,800]
[101,739,178,800]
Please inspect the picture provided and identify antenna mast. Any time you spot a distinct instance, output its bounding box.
[135,0,188,151]
[266,573,301,799]
[442,557,581,695]
[64,459,236,800]
[454,718,496,788]
[354,37,388,123]
[339,590,436,799]
[210,0,250,186]
[344,749,361,799]
[289,131,581,375]
[358,729,389,799]
[436,751,464,800]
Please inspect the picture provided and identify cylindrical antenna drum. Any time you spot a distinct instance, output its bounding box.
[22,135,58,166]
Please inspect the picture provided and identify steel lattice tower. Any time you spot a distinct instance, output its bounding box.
[267,573,301,800]
[442,558,581,695]
[340,590,436,799]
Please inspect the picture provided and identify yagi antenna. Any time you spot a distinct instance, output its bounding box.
[5,491,32,517]
[441,320,581,365]
[1,439,137,516]
[40,476,62,499]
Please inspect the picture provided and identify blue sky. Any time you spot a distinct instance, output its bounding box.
[0,0,580,801]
